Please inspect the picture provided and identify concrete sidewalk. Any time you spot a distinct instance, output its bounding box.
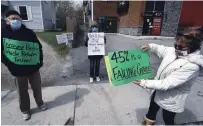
[1,83,150,125]
[74,83,150,125]
[1,86,78,125]
[2,82,203,125]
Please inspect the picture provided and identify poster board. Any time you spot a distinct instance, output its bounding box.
[3,38,40,65]
[88,32,105,56]
[62,33,74,41]
[56,34,68,44]
[105,49,153,86]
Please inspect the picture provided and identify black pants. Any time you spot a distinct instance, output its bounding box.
[146,91,176,125]
[15,71,44,113]
[90,58,100,78]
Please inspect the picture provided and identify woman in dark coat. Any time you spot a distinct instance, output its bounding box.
[85,24,106,82]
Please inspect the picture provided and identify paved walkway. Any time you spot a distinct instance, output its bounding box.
[1,35,203,125]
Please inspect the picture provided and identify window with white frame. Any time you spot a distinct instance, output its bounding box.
[19,6,28,20]
[14,5,33,21]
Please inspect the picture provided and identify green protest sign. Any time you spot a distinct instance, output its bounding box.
[3,38,40,65]
[105,49,152,86]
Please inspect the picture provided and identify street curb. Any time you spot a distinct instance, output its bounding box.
[117,33,174,40]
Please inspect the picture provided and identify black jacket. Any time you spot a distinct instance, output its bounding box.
[1,24,43,76]
[85,35,106,59]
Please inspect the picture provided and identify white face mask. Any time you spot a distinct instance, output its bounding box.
[175,49,188,57]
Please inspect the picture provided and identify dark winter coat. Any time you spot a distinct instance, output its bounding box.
[1,24,43,76]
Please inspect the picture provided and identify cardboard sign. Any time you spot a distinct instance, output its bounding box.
[105,49,153,86]
[56,34,68,44]
[67,33,74,40]
[63,32,74,40]
[88,33,105,56]
[3,38,40,65]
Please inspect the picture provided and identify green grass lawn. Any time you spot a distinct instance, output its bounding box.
[36,31,69,57]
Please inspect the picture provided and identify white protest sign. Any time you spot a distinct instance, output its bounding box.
[62,33,74,40]
[88,32,105,56]
[67,33,74,40]
[56,34,68,44]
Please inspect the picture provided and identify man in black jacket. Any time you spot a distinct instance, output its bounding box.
[1,10,47,120]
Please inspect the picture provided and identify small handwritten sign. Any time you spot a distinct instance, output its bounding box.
[56,34,68,44]
[105,49,153,86]
[3,38,40,65]
[88,33,105,55]
[63,32,73,40]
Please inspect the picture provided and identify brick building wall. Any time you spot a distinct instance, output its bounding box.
[119,1,145,27]
[91,1,185,36]
[179,1,203,27]
[119,1,146,36]
[93,1,118,21]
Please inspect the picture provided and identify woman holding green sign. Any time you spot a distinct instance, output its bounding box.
[134,28,203,125]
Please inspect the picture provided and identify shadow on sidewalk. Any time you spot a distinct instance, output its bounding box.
[31,88,90,114]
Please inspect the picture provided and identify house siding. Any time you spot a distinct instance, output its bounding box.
[41,1,56,30]
[9,1,44,31]
[1,0,9,6]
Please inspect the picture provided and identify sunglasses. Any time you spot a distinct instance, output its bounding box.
[174,44,188,50]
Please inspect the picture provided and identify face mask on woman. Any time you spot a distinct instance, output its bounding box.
[175,49,188,57]
[92,27,98,32]
[9,19,22,30]
[174,43,189,57]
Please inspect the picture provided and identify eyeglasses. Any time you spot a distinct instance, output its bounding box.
[174,44,187,50]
